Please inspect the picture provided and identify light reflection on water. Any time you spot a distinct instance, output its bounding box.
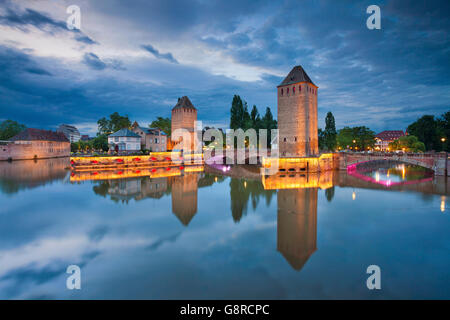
[0,158,449,299]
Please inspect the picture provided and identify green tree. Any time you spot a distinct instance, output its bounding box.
[261,107,277,147]
[97,112,131,135]
[388,135,425,153]
[230,95,245,129]
[150,117,171,136]
[407,115,439,151]
[436,111,450,152]
[250,105,261,129]
[324,112,337,151]
[92,134,108,151]
[337,126,375,151]
[0,120,26,140]
[318,128,326,150]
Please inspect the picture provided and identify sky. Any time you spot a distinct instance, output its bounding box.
[0,0,449,136]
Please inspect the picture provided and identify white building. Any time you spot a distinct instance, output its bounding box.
[57,124,80,143]
[108,129,141,153]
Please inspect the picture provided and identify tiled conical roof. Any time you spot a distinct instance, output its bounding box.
[172,96,196,111]
[278,65,316,87]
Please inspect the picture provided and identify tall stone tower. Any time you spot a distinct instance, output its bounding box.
[277,66,318,157]
[171,96,197,151]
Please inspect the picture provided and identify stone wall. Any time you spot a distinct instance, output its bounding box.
[0,141,70,161]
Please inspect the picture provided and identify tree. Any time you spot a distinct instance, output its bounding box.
[318,128,326,150]
[324,112,337,151]
[230,95,245,129]
[0,120,26,140]
[388,135,425,153]
[337,126,375,151]
[150,117,171,136]
[261,107,277,147]
[92,134,108,151]
[436,111,450,152]
[97,112,131,135]
[407,115,439,151]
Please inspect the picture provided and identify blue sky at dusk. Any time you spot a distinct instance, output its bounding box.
[0,0,449,136]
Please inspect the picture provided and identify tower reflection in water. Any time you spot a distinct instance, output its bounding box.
[277,188,317,270]
[263,172,334,271]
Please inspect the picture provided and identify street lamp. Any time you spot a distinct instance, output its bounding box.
[441,137,446,143]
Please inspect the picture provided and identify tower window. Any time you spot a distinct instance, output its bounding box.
[287,87,289,94]
[299,85,301,92]
[294,137,297,142]
[281,88,283,95]
[283,137,287,142]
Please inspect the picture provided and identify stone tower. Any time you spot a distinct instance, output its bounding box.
[171,96,197,151]
[277,66,318,157]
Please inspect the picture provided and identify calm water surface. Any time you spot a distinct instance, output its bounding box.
[0,158,449,299]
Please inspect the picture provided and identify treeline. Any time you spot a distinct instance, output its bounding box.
[406,112,449,152]
[318,111,449,153]
[229,95,277,146]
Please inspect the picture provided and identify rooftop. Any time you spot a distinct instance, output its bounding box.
[109,128,141,138]
[172,96,197,111]
[376,130,406,141]
[11,128,69,142]
[278,65,316,87]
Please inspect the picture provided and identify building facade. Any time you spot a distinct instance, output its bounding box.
[171,96,198,151]
[278,66,318,157]
[108,129,141,153]
[0,128,70,161]
[57,124,80,143]
[375,130,406,151]
[131,122,167,152]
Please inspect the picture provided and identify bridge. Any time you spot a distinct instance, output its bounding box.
[338,152,449,176]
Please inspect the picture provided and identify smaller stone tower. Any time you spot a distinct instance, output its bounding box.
[171,96,197,151]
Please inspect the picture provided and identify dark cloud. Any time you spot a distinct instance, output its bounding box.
[0,6,97,45]
[82,52,125,71]
[141,44,179,64]
[82,52,107,70]
[0,45,52,76]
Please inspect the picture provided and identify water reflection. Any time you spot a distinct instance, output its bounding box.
[0,158,69,194]
[277,188,317,270]
[91,172,224,226]
[0,159,449,298]
[348,160,434,187]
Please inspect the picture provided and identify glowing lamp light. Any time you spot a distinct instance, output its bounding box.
[441,196,446,212]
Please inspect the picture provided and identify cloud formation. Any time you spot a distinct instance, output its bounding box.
[141,44,179,64]
[0,0,448,136]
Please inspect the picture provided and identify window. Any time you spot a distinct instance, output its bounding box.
[283,137,287,142]
[299,85,301,92]
[287,87,289,94]
[281,88,283,95]
[293,86,295,94]
[294,137,297,142]
[114,137,119,142]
